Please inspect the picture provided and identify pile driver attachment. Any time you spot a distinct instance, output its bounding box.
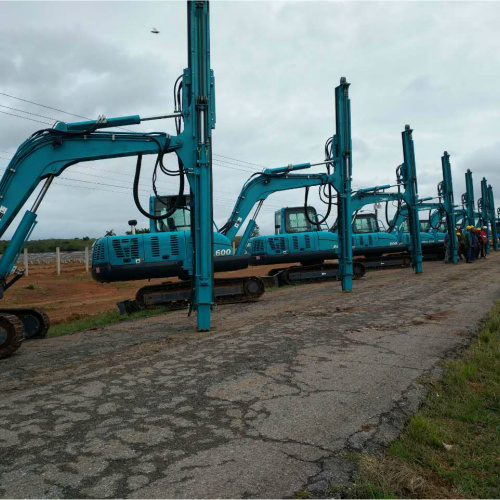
[440,152,458,263]
[0,0,219,357]
[93,79,360,307]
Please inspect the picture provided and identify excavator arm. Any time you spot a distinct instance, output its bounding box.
[0,117,178,294]
[219,162,332,254]
[351,187,400,214]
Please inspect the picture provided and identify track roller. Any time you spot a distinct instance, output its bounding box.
[358,254,412,270]
[136,276,266,310]
[0,308,50,340]
[0,313,25,358]
[273,262,366,286]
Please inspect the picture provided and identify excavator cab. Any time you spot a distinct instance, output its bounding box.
[249,206,337,265]
[274,207,320,235]
[350,213,404,255]
[249,208,405,265]
[398,218,445,257]
[352,213,382,234]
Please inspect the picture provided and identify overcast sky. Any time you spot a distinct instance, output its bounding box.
[0,1,499,239]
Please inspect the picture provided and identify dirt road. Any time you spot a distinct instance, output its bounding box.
[1,255,499,498]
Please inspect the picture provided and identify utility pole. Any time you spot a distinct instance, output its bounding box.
[23,248,28,276]
[85,246,90,273]
[56,247,61,275]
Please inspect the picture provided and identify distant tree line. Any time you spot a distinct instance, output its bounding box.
[0,237,96,254]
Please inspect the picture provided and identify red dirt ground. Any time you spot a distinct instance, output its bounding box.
[1,262,289,324]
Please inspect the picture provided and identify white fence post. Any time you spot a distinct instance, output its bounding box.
[23,248,29,276]
[85,246,90,274]
[56,247,61,276]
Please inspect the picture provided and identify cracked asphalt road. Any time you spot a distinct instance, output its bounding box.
[1,255,500,498]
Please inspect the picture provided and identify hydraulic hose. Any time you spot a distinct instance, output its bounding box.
[304,184,332,226]
[385,196,402,232]
[429,208,444,230]
[305,139,334,227]
[385,166,403,231]
[133,154,185,220]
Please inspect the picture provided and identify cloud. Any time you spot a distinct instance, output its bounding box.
[0,1,499,239]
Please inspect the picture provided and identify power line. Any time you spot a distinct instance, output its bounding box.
[0,157,292,211]
[0,110,52,125]
[0,109,264,175]
[0,104,59,122]
[214,157,260,170]
[213,160,257,174]
[213,153,266,170]
[0,92,267,172]
[0,154,279,205]
[0,93,292,212]
[0,165,279,214]
[0,91,88,120]
[53,177,277,212]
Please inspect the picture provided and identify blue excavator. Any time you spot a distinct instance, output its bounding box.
[394,151,457,262]
[246,124,424,283]
[91,77,358,307]
[396,206,446,254]
[0,0,240,356]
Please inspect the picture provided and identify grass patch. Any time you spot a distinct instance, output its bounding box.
[348,301,500,499]
[48,307,170,337]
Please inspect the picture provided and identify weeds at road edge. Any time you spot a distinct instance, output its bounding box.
[346,301,500,499]
[48,307,170,337]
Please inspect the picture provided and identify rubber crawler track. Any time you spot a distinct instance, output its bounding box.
[0,313,25,359]
[136,276,266,310]
[0,308,50,340]
[269,262,366,286]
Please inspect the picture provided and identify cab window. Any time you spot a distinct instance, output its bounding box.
[275,211,281,235]
[352,215,377,234]
[285,208,318,234]
[154,206,190,233]
[419,220,430,232]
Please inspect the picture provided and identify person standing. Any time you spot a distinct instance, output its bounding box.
[465,226,474,263]
[480,226,488,258]
[456,228,466,261]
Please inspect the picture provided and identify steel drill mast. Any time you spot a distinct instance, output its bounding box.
[488,185,498,251]
[178,1,215,330]
[333,78,354,291]
[400,125,423,273]
[462,169,476,226]
[440,152,457,263]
